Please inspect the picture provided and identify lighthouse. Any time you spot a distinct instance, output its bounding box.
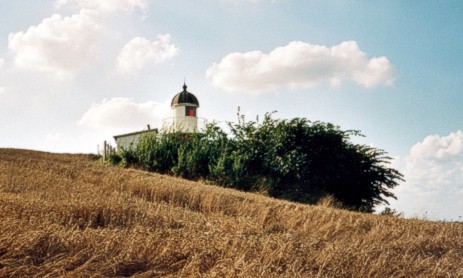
[169,83,200,133]
[113,83,201,150]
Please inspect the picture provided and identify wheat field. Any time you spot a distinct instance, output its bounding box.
[0,149,462,277]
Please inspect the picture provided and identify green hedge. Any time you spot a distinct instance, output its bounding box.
[119,112,403,212]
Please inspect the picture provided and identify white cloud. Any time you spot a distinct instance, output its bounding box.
[7,0,153,80]
[409,131,463,160]
[78,97,171,130]
[8,10,103,79]
[0,57,4,68]
[206,40,395,94]
[55,0,149,14]
[391,131,463,220]
[116,34,180,74]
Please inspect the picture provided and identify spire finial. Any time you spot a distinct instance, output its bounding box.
[183,78,187,91]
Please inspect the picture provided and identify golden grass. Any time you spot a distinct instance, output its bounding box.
[0,148,462,277]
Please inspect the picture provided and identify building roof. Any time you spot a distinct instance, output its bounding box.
[171,83,199,107]
[113,129,158,140]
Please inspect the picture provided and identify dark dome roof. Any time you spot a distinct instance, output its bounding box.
[171,84,199,107]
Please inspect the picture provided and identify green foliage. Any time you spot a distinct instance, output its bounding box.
[119,112,404,212]
[107,153,122,165]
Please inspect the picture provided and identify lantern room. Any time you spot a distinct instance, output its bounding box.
[170,83,200,133]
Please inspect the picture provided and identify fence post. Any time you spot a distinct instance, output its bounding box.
[103,140,107,162]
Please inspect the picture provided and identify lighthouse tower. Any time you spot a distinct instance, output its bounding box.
[170,83,200,133]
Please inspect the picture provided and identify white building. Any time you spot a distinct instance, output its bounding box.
[164,83,200,133]
[113,127,157,151]
[113,83,200,151]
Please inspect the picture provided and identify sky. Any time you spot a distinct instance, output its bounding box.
[1,0,462,221]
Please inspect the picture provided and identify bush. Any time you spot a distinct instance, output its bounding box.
[107,153,122,165]
[119,112,404,212]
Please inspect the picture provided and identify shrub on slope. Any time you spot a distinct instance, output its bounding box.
[121,113,403,212]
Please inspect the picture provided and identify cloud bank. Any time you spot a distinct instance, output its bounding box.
[206,40,394,94]
[8,10,103,79]
[7,0,169,80]
[78,97,171,130]
[116,34,180,74]
[393,131,463,220]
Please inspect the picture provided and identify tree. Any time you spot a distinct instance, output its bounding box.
[223,112,404,212]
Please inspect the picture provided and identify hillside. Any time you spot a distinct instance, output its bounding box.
[0,149,462,277]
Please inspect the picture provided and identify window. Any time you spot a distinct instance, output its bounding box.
[186,106,196,117]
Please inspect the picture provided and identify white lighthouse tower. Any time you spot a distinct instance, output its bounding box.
[169,83,200,133]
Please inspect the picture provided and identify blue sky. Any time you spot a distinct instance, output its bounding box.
[1,0,462,220]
